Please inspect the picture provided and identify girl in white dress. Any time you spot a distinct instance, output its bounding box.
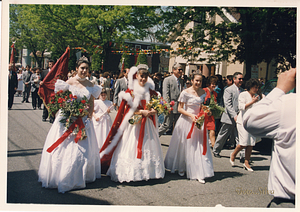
[38,57,102,193]
[92,89,114,150]
[230,78,262,171]
[100,65,165,183]
[164,71,214,184]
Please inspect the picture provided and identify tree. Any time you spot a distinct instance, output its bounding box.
[135,53,147,66]
[120,53,131,70]
[24,5,159,72]
[9,4,49,68]
[157,7,296,79]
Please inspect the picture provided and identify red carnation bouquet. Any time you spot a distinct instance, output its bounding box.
[47,90,90,140]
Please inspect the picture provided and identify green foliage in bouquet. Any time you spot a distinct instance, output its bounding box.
[209,95,225,119]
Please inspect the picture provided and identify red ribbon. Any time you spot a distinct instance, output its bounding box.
[137,100,156,159]
[187,110,208,155]
[47,117,85,153]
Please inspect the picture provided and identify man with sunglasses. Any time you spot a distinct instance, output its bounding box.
[158,62,183,136]
[213,72,244,158]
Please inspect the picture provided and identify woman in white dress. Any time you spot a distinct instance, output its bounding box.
[229,78,262,171]
[92,89,114,150]
[100,64,165,183]
[17,69,23,96]
[38,57,102,193]
[164,71,214,184]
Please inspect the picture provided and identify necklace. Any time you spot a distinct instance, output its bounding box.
[75,74,86,82]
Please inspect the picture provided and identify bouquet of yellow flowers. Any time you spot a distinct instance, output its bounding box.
[47,90,90,140]
[146,95,174,116]
[128,94,174,125]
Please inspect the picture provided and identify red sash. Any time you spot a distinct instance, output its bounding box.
[186,109,208,156]
[137,100,156,159]
[47,117,85,153]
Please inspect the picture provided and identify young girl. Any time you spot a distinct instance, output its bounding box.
[100,64,165,183]
[164,71,214,184]
[92,89,114,150]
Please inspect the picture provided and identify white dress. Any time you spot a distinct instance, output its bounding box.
[92,99,113,150]
[106,100,165,183]
[38,80,102,193]
[164,90,214,181]
[17,73,23,92]
[236,91,260,146]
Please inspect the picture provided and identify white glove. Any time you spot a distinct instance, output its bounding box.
[84,118,91,130]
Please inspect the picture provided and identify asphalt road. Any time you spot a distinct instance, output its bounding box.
[6,96,274,209]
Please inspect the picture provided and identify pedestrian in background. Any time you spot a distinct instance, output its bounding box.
[213,72,244,158]
[113,68,129,108]
[230,78,262,171]
[17,69,23,96]
[8,64,18,110]
[22,65,31,103]
[41,59,55,123]
[203,75,218,148]
[30,67,42,110]
[158,62,183,136]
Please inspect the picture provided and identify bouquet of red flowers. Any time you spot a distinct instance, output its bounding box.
[47,90,90,140]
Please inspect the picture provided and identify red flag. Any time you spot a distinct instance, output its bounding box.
[38,47,70,110]
[10,43,16,71]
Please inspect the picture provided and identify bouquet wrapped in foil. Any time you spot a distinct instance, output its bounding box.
[128,114,143,125]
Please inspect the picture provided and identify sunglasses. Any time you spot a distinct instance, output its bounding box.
[178,69,183,71]
[238,78,244,80]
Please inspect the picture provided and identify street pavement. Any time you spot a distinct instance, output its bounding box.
[6,96,274,209]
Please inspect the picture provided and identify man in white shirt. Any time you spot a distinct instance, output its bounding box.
[243,68,296,208]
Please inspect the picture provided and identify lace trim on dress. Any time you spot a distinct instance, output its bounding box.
[109,149,164,183]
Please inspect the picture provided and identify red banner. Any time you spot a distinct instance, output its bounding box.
[38,47,70,111]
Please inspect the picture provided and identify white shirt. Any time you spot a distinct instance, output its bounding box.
[243,87,295,200]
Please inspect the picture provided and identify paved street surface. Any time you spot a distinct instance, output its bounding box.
[6,96,274,209]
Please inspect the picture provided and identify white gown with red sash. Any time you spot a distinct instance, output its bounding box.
[38,80,102,193]
[100,67,165,183]
[92,99,113,150]
[164,90,214,181]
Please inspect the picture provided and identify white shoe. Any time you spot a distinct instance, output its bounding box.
[197,179,205,184]
[243,163,253,172]
[178,171,185,176]
[229,153,235,166]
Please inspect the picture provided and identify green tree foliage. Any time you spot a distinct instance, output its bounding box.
[135,53,147,66]
[91,53,103,71]
[9,4,48,68]
[120,53,131,70]
[10,4,160,71]
[157,6,296,79]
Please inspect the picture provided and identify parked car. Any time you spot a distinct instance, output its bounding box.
[261,78,295,96]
